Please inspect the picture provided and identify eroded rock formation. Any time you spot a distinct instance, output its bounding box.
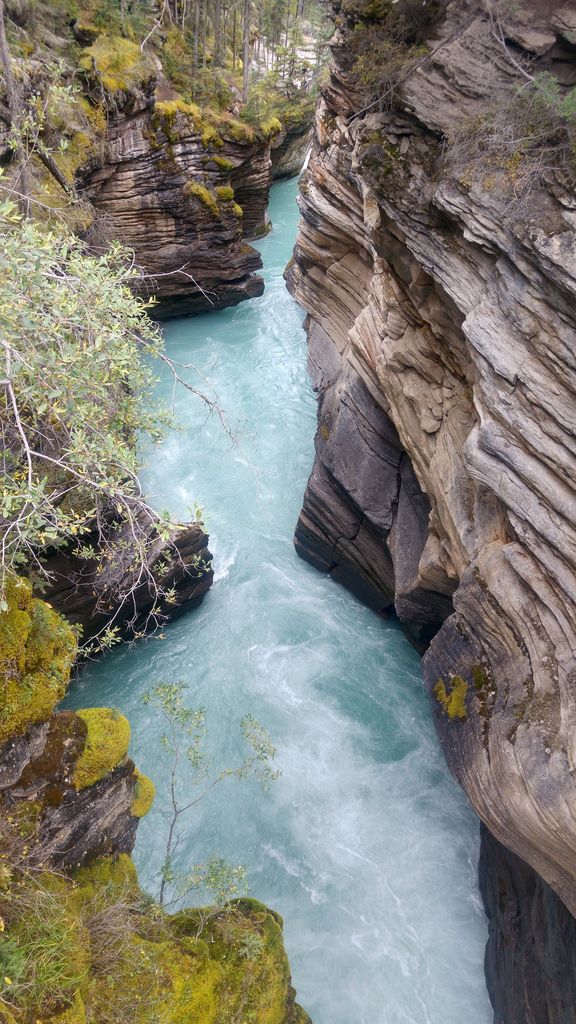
[287,0,576,1016]
[44,518,213,646]
[80,95,272,316]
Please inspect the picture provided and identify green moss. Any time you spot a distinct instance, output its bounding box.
[0,576,77,745]
[183,181,220,217]
[215,184,235,201]
[155,98,202,122]
[79,36,154,94]
[201,124,224,149]
[72,708,131,789]
[232,202,243,218]
[433,676,468,721]
[74,854,139,892]
[216,113,255,144]
[47,990,86,1023]
[1,852,308,1024]
[131,769,155,818]
[211,155,236,172]
[259,115,282,138]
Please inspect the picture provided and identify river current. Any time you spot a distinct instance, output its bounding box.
[65,179,492,1024]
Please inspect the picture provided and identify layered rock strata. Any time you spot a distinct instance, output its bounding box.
[81,97,272,316]
[287,0,576,1017]
[43,518,213,645]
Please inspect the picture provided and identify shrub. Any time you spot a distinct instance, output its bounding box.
[447,72,576,200]
[0,195,208,649]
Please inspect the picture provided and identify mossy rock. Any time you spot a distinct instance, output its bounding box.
[215,184,235,201]
[155,98,202,122]
[74,853,139,892]
[47,990,86,1023]
[433,675,468,721]
[131,769,155,818]
[201,124,224,149]
[79,36,155,93]
[72,708,131,789]
[0,576,77,745]
[183,181,220,217]
[211,155,236,172]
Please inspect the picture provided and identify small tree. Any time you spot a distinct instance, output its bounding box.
[143,683,280,914]
[0,188,223,650]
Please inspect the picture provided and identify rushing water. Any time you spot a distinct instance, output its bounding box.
[65,179,492,1024]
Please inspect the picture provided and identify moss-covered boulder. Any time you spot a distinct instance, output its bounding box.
[0,854,311,1024]
[0,576,77,745]
[72,708,131,789]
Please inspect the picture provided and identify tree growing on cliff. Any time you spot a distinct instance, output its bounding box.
[0,190,221,651]
[144,682,279,915]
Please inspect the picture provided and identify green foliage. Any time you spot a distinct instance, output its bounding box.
[241,71,317,136]
[448,71,576,198]
[0,873,91,1014]
[433,676,468,721]
[0,195,198,645]
[73,708,131,789]
[79,36,155,94]
[0,576,76,744]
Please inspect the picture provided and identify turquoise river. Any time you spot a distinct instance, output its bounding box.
[65,178,492,1024]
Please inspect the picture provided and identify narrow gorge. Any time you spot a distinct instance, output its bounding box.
[0,0,575,1021]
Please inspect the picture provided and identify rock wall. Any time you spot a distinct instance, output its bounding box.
[43,518,213,646]
[81,96,272,317]
[287,0,576,1017]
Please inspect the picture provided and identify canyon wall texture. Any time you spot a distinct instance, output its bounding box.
[80,92,273,317]
[286,0,576,1017]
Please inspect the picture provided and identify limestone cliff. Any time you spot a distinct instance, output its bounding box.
[287,0,576,1017]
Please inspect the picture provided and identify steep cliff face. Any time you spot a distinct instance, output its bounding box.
[287,0,576,1016]
[80,94,276,317]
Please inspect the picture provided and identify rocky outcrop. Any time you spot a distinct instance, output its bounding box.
[271,121,312,179]
[480,824,576,1024]
[287,0,576,1017]
[43,518,213,646]
[0,579,141,869]
[80,96,273,316]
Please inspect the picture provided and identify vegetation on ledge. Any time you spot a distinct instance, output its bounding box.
[73,708,131,790]
[0,576,76,745]
[0,847,308,1024]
